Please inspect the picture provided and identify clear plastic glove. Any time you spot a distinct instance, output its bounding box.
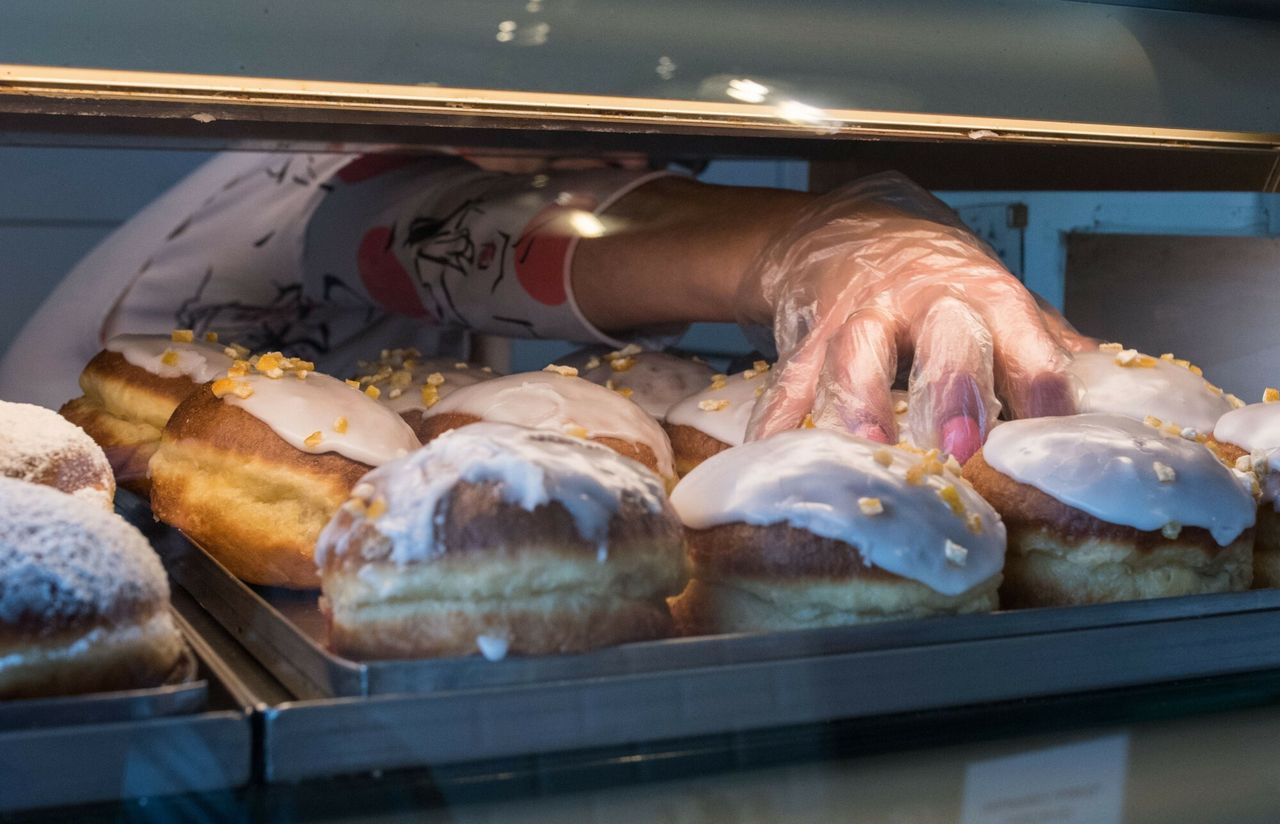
[739,172,1085,462]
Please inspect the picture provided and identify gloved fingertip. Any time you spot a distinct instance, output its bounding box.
[852,422,892,444]
[941,415,982,463]
[1025,372,1074,418]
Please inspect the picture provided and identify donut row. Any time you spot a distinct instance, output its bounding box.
[35,331,1280,666]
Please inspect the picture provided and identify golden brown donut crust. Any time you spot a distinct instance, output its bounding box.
[399,409,430,444]
[325,589,677,660]
[963,449,1253,607]
[59,350,204,495]
[320,482,688,659]
[685,522,899,583]
[418,411,666,478]
[149,383,370,588]
[663,422,731,477]
[321,480,685,573]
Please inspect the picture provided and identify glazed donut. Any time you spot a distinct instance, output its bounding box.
[315,422,688,660]
[59,332,236,494]
[1212,400,1280,587]
[1068,345,1237,436]
[417,367,677,485]
[664,360,918,476]
[663,363,773,476]
[350,348,499,442]
[963,413,1255,607]
[668,429,1004,635]
[0,400,115,509]
[577,347,715,420]
[0,478,185,699]
[148,357,421,589]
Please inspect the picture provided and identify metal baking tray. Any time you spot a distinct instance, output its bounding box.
[257,586,1280,782]
[0,635,203,731]
[123,494,1280,781]
[0,593,254,812]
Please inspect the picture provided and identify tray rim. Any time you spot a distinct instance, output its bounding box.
[0,632,205,730]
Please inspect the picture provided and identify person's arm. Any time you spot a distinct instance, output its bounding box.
[572,176,811,330]
[308,159,1081,459]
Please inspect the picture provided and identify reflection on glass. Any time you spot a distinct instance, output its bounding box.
[725,77,770,104]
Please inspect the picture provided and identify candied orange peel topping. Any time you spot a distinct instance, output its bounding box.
[857,497,884,515]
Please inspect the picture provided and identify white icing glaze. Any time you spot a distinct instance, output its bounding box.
[1068,350,1232,433]
[669,430,1005,596]
[1213,403,1280,455]
[579,352,714,419]
[0,477,170,630]
[984,413,1255,545]
[476,634,510,662]
[0,401,113,507]
[665,369,772,446]
[106,333,234,383]
[1213,403,1280,504]
[315,422,668,567]
[223,372,421,466]
[429,371,676,479]
[668,379,920,450]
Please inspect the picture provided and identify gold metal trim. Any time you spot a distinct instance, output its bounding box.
[3,64,1279,151]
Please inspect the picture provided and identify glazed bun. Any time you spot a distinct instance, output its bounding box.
[349,348,499,442]
[577,347,714,420]
[664,363,773,476]
[1068,346,1236,435]
[315,423,688,660]
[0,478,185,699]
[1213,402,1280,587]
[416,368,677,485]
[0,399,114,509]
[668,429,1005,635]
[148,360,420,589]
[59,333,236,494]
[964,413,1255,607]
[664,358,919,477]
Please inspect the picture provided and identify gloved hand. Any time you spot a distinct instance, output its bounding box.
[738,172,1087,461]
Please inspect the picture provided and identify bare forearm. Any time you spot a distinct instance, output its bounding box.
[571,177,813,333]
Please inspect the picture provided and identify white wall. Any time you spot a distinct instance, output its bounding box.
[0,148,211,353]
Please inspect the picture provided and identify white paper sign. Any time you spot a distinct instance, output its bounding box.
[960,734,1129,824]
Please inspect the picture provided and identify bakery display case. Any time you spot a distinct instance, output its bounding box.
[3,0,1280,817]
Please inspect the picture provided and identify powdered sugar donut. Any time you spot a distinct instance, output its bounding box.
[0,400,114,509]
[0,478,185,698]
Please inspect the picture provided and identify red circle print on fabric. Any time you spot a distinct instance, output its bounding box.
[357,227,430,318]
[335,154,421,184]
[513,205,573,306]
